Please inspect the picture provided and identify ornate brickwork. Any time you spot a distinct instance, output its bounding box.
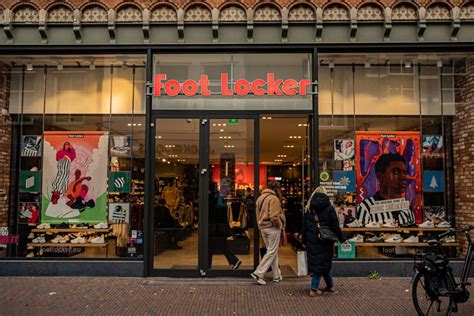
[254,4,281,22]
[47,5,74,23]
[357,4,384,21]
[13,5,39,23]
[391,3,418,21]
[219,5,246,22]
[288,4,316,22]
[426,3,451,20]
[151,5,177,22]
[184,4,212,22]
[116,5,142,22]
[460,3,474,20]
[81,5,108,23]
[323,4,350,21]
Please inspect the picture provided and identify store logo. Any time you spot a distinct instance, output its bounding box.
[114,177,125,188]
[154,73,312,97]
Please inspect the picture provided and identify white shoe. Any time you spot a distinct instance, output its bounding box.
[27,233,35,239]
[403,235,419,243]
[436,221,451,228]
[251,273,266,285]
[71,237,86,244]
[348,234,364,243]
[32,236,45,243]
[90,236,105,244]
[36,223,51,229]
[442,236,456,243]
[26,252,35,257]
[419,220,435,228]
[385,234,403,243]
[365,222,381,228]
[93,223,108,229]
[346,220,363,228]
[382,220,398,228]
[366,235,384,242]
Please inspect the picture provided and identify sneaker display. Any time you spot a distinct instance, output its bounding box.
[382,220,398,228]
[365,222,381,228]
[419,220,435,228]
[36,223,51,229]
[346,220,363,228]
[403,235,419,243]
[71,237,86,244]
[51,235,67,244]
[26,252,35,257]
[90,236,105,244]
[27,232,34,239]
[93,223,108,229]
[348,234,364,243]
[385,234,403,243]
[366,235,384,242]
[436,221,451,228]
[251,272,266,285]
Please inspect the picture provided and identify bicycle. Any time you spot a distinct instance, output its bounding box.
[411,224,473,315]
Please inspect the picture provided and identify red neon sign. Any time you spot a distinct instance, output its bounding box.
[154,73,312,97]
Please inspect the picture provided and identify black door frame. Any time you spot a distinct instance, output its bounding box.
[144,49,318,277]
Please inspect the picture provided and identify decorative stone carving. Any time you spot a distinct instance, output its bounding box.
[13,5,39,23]
[254,4,281,22]
[288,4,315,22]
[460,3,474,20]
[426,4,451,20]
[184,5,212,22]
[47,5,74,23]
[392,3,418,21]
[151,5,177,22]
[116,6,142,23]
[357,4,384,21]
[82,6,108,23]
[323,4,350,21]
[219,5,246,22]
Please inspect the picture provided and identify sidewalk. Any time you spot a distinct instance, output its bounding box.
[0,276,472,315]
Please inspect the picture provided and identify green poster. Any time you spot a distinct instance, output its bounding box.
[109,171,131,193]
[338,241,356,259]
[19,171,42,193]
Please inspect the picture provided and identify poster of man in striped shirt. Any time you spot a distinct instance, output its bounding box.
[355,132,422,226]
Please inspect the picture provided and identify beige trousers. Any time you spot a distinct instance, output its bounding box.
[254,227,281,279]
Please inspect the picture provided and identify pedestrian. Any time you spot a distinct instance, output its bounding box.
[302,186,346,297]
[251,181,285,285]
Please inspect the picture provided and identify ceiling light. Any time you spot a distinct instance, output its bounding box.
[298,123,308,127]
[262,116,272,120]
[127,123,132,126]
[284,145,294,148]
[277,154,287,158]
[223,123,227,126]
[157,135,162,139]
[212,124,216,126]
[220,129,224,132]
[162,158,166,162]
[26,63,33,71]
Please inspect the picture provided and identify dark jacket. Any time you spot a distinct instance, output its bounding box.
[154,204,176,229]
[301,193,345,275]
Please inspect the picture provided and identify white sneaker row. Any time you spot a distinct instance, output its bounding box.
[362,220,451,228]
[419,220,451,228]
[36,223,51,229]
[348,234,420,243]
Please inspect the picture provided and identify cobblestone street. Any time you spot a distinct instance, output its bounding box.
[0,277,473,315]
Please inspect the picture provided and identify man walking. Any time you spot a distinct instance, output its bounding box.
[251,181,285,285]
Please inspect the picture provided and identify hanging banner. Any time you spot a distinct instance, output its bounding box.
[42,131,108,224]
[355,131,422,224]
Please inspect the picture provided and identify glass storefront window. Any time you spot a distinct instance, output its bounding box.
[0,55,146,259]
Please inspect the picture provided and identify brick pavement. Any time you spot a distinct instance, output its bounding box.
[0,277,473,315]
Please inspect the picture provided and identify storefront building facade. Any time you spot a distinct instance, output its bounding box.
[0,0,473,277]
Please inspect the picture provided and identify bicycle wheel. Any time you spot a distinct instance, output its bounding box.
[412,272,455,316]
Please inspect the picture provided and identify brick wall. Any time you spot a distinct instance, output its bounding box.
[453,59,474,257]
[0,63,11,228]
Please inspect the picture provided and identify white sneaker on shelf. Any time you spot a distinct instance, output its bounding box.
[90,236,105,244]
[436,221,451,228]
[442,236,456,243]
[50,235,62,244]
[26,252,35,257]
[346,220,363,228]
[365,222,381,228]
[366,235,384,242]
[382,220,398,228]
[93,223,108,229]
[348,234,364,243]
[419,220,435,228]
[32,236,45,243]
[36,223,51,229]
[385,234,403,243]
[71,237,86,244]
[403,235,419,243]
[27,233,35,239]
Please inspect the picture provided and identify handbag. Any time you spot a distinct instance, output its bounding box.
[313,211,338,242]
[297,250,308,276]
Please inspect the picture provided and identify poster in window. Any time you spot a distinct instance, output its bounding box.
[334,139,355,161]
[355,131,422,224]
[19,202,40,225]
[21,135,43,157]
[41,131,108,224]
[110,135,132,157]
[422,135,443,158]
[108,202,130,224]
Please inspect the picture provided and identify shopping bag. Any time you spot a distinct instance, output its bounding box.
[297,250,308,276]
[281,228,288,246]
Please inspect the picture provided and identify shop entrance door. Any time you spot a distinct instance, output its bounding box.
[151,116,257,276]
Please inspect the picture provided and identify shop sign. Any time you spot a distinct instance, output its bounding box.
[0,227,19,248]
[154,73,312,97]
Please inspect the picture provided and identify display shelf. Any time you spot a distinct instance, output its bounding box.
[27,242,108,247]
[342,227,450,232]
[349,242,460,247]
[31,228,111,233]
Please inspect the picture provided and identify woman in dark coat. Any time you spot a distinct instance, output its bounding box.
[301,186,346,297]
